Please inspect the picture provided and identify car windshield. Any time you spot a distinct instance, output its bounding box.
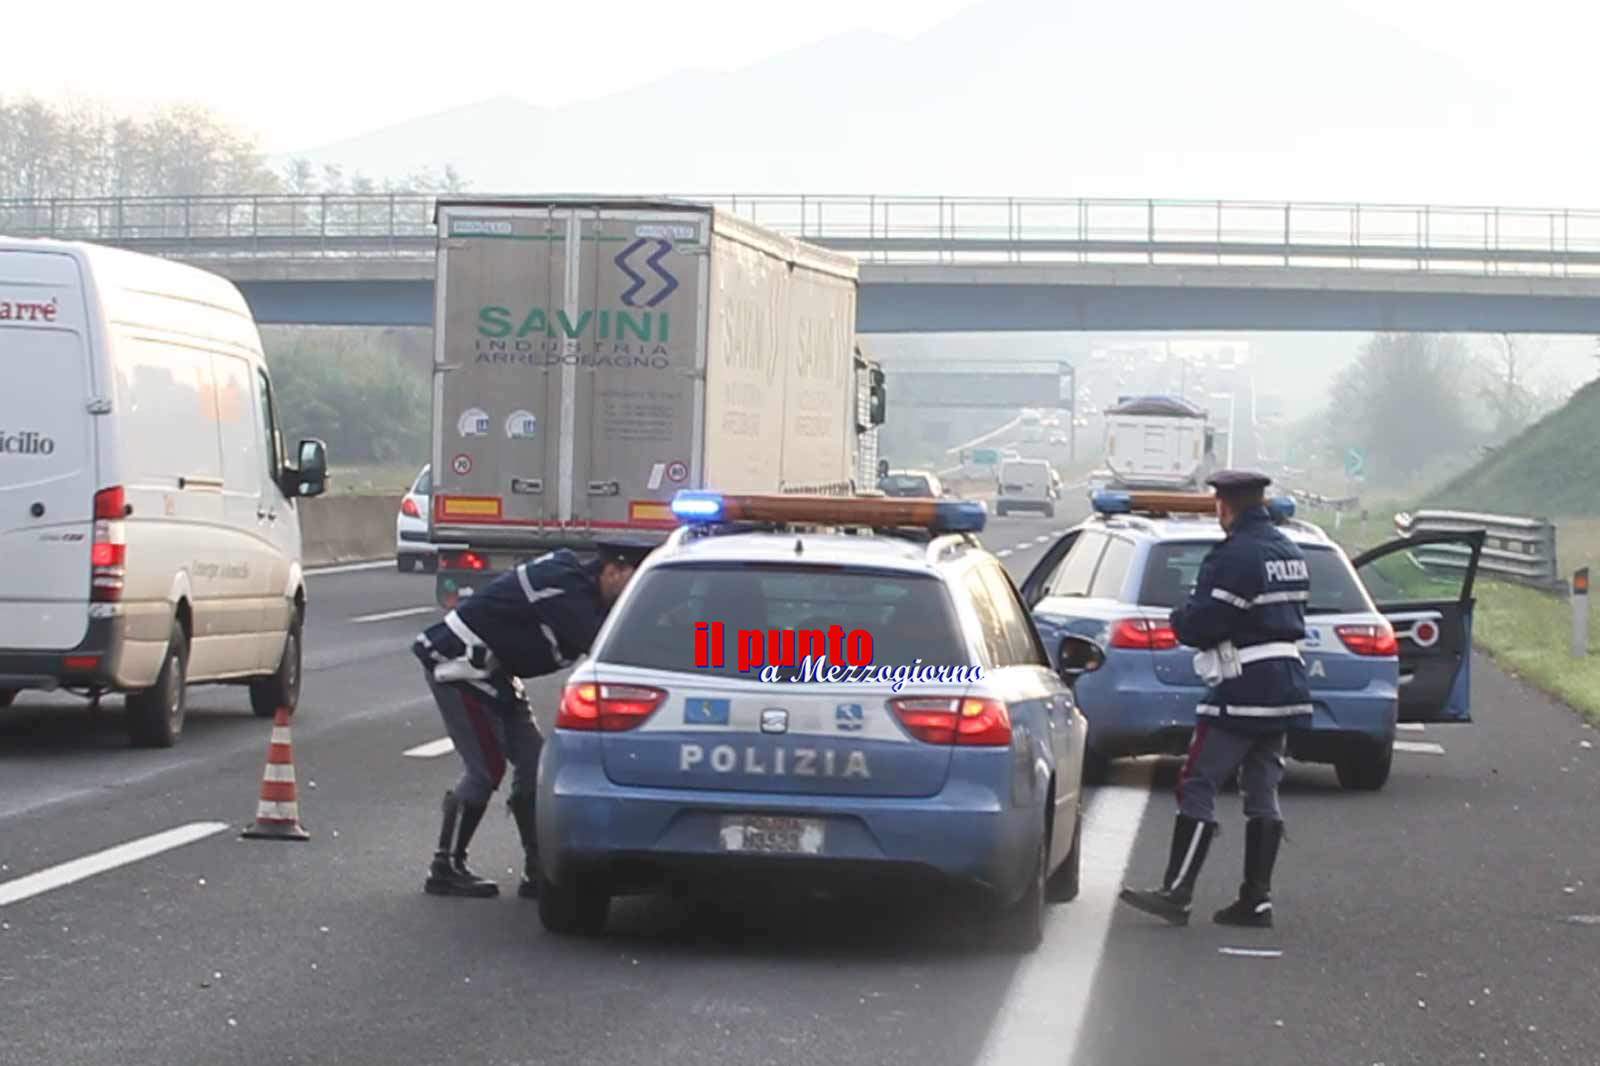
[596,562,973,676]
[1138,542,1370,615]
[880,475,932,496]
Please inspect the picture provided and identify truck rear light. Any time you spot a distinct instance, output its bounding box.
[1337,623,1398,657]
[91,486,127,603]
[401,497,421,518]
[889,696,1012,746]
[439,549,487,572]
[63,654,101,672]
[557,682,666,731]
[1109,618,1179,650]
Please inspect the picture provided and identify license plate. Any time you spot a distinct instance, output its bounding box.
[719,815,825,855]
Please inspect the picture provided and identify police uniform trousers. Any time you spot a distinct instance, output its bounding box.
[422,670,543,807]
[1176,720,1286,823]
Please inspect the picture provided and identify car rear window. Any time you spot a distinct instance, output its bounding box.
[414,467,432,495]
[1138,542,1370,615]
[597,563,973,676]
[880,475,930,495]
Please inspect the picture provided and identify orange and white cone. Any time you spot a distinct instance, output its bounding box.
[241,707,311,841]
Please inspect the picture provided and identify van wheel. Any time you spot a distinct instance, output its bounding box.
[1044,503,1056,519]
[0,689,15,709]
[127,622,188,748]
[996,504,1008,517]
[250,616,303,718]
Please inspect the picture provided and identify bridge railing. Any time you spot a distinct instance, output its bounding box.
[5,193,1600,275]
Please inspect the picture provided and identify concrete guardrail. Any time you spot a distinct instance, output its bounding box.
[298,495,399,568]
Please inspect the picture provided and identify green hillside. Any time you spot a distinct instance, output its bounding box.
[1426,377,1600,517]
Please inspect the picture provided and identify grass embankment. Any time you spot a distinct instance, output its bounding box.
[1312,508,1600,724]
[326,464,420,496]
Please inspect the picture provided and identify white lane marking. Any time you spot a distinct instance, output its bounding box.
[350,605,437,625]
[305,559,395,576]
[1220,946,1283,958]
[1394,740,1446,756]
[975,761,1154,1066]
[1035,535,1051,543]
[1013,542,1035,551]
[1396,722,1426,732]
[404,737,456,758]
[0,822,229,908]
[997,549,1014,559]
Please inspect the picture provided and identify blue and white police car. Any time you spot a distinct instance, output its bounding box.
[536,492,1094,950]
[1019,491,1486,791]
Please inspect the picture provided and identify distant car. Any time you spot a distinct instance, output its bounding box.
[996,458,1058,518]
[878,470,946,498]
[1048,432,1068,446]
[1019,492,1487,791]
[396,465,434,572]
[536,491,1093,950]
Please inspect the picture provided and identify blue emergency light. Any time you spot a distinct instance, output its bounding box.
[1267,496,1297,522]
[668,490,987,534]
[1092,490,1134,515]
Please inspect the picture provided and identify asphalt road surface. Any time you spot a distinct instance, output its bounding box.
[4,505,1598,1066]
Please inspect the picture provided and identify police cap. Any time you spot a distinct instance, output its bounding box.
[594,535,661,568]
[1206,469,1273,494]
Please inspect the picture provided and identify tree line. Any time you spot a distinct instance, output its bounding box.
[0,94,466,200]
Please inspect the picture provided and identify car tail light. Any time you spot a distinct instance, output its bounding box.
[63,654,101,672]
[1337,623,1398,657]
[557,682,666,731]
[1109,617,1179,650]
[889,696,1012,746]
[439,549,488,572]
[401,497,421,518]
[91,486,127,603]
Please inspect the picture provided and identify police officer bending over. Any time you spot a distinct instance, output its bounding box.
[412,538,656,899]
[1120,470,1312,928]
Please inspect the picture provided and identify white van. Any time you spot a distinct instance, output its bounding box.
[996,458,1058,518]
[0,240,328,747]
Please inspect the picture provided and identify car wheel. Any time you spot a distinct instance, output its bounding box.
[996,504,1008,517]
[126,621,188,749]
[1044,503,1056,518]
[537,866,611,937]
[0,689,15,709]
[997,833,1046,951]
[1046,807,1082,903]
[250,615,303,718]
[1336,742,1393,791]
[1082,746,1113,786]
[397,554,414,573]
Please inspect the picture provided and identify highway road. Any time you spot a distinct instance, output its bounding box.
[3,505,1598,1066]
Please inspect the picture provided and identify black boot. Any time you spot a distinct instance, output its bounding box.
[508,791,540,899]
[1214,818,1282,928]
[1119,815,1215,925]
[424,791,499,898]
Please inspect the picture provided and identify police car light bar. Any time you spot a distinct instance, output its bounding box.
[1091,490,1297,522]
[670,491,987,534]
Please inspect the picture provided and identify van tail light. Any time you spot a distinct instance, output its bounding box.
[557,682,666,731]
[1337,622,1399,657]
[439,549,488,572]
[401,497,421,518]
[91,486,127,603]
[888,696,1012,746]
[1110,617,1180,651]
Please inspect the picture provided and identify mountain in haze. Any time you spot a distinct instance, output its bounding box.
[284,0,1588,205]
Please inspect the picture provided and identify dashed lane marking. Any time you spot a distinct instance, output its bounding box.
[0,822,229,908]
[975,761,1154,1066]
[1013,542,1035,552]
[305,559,395,576]
[997,549,1014,558]
[1035,535,1051,543]
[1396,722,1426,732]
[350,605,438,624]
[1394,740,1446,756]
[403,738,457,758]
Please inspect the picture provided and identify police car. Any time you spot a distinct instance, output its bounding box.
[1019,491,1485,791]
[535,492,1094,950]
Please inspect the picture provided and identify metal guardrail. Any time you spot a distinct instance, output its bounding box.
[1291,489,1361,513]
[1395,509,1561,590]
[7,193,1600,275]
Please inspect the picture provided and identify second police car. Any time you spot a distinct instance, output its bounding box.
[1020,490,1487,790]
[535,492,1095,950]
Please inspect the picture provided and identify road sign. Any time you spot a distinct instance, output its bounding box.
[451,453,473,476]
[1345,448,1366,480]
[972,448,1000,466]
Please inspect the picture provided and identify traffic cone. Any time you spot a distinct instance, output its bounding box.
[241,707,311,841]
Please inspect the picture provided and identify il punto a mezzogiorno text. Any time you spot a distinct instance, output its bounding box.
[692,622,983,690]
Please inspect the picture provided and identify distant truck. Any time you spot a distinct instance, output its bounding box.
[1102,395,1216,491]
[428,197,884,605]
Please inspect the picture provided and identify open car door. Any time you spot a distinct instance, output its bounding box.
[1351,530,1487,723]
[1019,531,1081,609]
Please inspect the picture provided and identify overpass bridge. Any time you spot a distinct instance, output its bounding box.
[7,193,1600,332]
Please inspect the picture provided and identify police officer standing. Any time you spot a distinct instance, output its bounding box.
[411,538,656,899]
[1120,470,1311,928]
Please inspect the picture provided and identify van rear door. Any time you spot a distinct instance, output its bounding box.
[0,251,97,651]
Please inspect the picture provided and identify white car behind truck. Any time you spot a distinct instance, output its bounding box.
[428,197,884,605]
[0,240,328,746]
[1102,395,1215,491]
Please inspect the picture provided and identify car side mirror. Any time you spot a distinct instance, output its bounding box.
[283,438,328,499]
[1056,635,1105,684]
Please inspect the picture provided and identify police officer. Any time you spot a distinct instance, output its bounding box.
[1119,470,1311,928]
[411,537,657,899]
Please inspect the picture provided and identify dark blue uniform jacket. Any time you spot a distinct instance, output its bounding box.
[1169,507,1313,735]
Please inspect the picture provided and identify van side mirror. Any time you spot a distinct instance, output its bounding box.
[1056,635,1105,684]
[284,438,328,499]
